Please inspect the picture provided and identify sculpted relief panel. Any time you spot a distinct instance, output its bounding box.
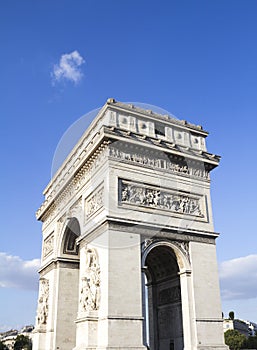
[36,278,49,327]
[85,185,104,219]
[39,139,209,230]
[109,144,209,180]
[119,179,204,218]
[38,142,109,228]
[43,233,54,259]
[80,248,101,312]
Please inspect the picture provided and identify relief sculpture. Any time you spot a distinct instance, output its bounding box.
[85,186,104,218]
[120,180,203,217]
[109,145,209,180]
[80,248,100,312]
[36,278,49,326]
[43,234,54,259]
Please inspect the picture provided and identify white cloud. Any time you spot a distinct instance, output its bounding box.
[219,254,257,300]
[0,252,40,291]
[51,50,85,85]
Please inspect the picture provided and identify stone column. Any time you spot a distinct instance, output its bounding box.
[179,269,196,350]
[75,229,147,350]
[190,241,228,350]
[33,260,80,350]
[74,244,100,349]
[98,229,146,350]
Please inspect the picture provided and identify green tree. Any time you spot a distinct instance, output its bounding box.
[224,329,246,350]
[243,335,257,349]
[0,341,8,350]
[13,335,32,350]
[229,311,235,320]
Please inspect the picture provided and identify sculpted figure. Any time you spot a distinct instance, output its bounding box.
[189,199,202,216]
[122,186,129,201]
[36,279,49,326]
[80,248,100,312]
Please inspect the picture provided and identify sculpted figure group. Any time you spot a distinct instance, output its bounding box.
[109,146,209,180]
[80,248,100,312]
[36,279,49,326]
[121,182,202,217]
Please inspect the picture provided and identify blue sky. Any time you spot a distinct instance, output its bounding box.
[1,0,257,330]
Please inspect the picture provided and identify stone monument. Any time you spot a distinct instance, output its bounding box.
[33,99,228,350]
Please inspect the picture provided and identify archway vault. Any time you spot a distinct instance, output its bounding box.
[142,240,191,350]
[59,217,81,256]
[142,239,191,273]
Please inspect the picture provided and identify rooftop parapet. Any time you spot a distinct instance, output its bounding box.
[36,99,220,221]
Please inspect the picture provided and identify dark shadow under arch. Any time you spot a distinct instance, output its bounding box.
[63,218,81,255]
[143,245,184,350]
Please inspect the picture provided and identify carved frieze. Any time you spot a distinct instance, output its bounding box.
[36,278,49,327]
[120,179,203,218]
[43,233,54,259]
[85,185,104,219]
[39,143,109,227]
[80,248,100,312]
[109,145,209,180]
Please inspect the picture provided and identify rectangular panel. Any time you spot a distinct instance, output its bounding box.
[118,178,206,220]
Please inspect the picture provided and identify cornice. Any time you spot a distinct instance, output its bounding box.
[78,217,219,244]
[104,126,220,167]
[37,100,220,222]
[107,99,209,135]
[38,257,80,275]
[36,139,109,221]
[107,217,219,241]
[37,128,219,222]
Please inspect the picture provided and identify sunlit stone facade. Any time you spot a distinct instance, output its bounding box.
[33,99,228,350]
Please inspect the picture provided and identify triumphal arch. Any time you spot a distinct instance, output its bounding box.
[33,99,227,350]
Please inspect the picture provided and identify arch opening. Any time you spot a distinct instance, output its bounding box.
[143,245,184,350]
[63,217,81,255]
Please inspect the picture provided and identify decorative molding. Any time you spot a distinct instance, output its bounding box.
[80,248,101,312]
[36,278,49,327]
[38,142,109,226]
[43,233,54,259]
[69,197,83,215]
[112,101,206,133]
[39,258,79,276]
[107,220,217,243]
[41,203,57,229]
[142,238,191,265]
[172,241,190,264]
[85,185,104,219]
[109,144,210,180]
[119,179,204,218]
